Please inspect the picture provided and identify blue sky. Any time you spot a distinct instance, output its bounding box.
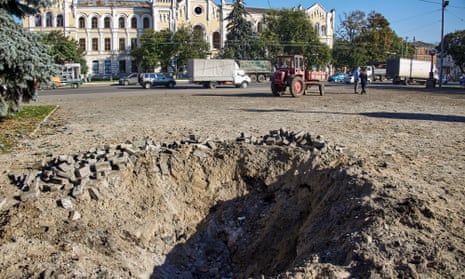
[241,0,465,44]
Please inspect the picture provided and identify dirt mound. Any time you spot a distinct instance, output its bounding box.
[0,130,463,278]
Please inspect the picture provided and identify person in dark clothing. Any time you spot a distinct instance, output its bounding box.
[359,67,368,94]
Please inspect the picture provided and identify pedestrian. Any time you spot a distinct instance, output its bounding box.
[359,67,368,94]
[353,67,359,94]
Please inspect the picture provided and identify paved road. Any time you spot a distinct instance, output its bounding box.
[38,80,442,98]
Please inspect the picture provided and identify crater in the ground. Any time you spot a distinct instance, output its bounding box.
[4,131,376,278]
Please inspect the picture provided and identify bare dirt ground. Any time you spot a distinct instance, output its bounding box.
[0,83,464,278]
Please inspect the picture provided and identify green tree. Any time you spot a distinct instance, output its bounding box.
[172,25,209,73]
[131,27,209,74]
[261,9,331,67]
[222,0,254,59]
[334,10,401,70]
[131,29,174,72]
[41,30,88,74]
[0,0,58,117]
[442,30,465,74]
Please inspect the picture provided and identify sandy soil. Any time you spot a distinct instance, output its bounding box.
[0,82,464,278]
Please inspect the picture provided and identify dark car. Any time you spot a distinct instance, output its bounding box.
[140,73,176,89]
[328,72,347,82]
[119,73,139,85]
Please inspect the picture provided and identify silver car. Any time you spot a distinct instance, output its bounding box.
[119,73,139,86]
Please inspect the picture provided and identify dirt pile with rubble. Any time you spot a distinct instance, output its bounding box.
[1,85,464,278]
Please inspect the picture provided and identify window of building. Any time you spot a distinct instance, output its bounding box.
[130,38,137,49]
[257,22,263,33]
[104,17,111,28]
[131,61,138,73]
[143,17,149,29]
[46,12,53,27]
[131,17,137,29]
[56,14,63,27]
[212,32,221,49]
[34,14,41,27]
[92,60,99,74]
[79,17,85,28]
[119,17,125,28]
[79,38,86,51]
[91,17,98,29]
[104,60,112,74]
[104,38,111,51]
[119,38,125,51]
[194,6,203,15]
[193,25,203,39]
[119,60,126,73]
[92,38,98,51]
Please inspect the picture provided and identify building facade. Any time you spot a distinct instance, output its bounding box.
[22,0,335,77]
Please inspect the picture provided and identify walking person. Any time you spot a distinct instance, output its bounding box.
[353,67,359,94]
[359,67,368,94]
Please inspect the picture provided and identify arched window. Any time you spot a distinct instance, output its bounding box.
[257,22,263,33]
[34,14,41,27]
[193,25,203,39]
[119,17,125,28]
[212,32,221,49]
[91,17,98,29]
[321,25,326,35]
[314,23,320,35]
[45,12,53,27]
[79,17,85,28]
[131,17,137,29]
[56,14,64,27]
[104,17,111,28]
[143,17,150,29]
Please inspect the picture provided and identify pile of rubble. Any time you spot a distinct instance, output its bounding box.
[8,129,335,206]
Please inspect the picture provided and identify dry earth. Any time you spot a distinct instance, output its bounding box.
[0,82,464,278]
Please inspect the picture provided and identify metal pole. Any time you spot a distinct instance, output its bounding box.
[439,0,448,89]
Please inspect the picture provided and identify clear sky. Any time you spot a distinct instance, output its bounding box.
[240,0,465,44]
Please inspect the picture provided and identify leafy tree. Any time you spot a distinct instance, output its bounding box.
[41,30,88,74]
[172,25,210,72]
[261,9,331,68]
[334,10,401,70]
[442,30,465,74]
[131,27,209,74]
[222,0,255,59]
[1,0,58,117]
[130,29,173,72]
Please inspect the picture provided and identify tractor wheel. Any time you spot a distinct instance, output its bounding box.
[271,83,284,96]
[290,76,304,97]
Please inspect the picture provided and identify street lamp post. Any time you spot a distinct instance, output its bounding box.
[426,49,437,88]
[439,0,449,89]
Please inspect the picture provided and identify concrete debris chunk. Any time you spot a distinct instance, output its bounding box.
[60,198,73,209]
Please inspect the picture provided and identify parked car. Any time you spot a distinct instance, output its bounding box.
[328,73,347,82]
[119,73,139,86]
[344,74,355,84]
[139,73,176,89]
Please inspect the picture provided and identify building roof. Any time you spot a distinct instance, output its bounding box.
[77,0,151,8]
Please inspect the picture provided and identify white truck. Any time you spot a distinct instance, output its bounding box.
[187,59,251,89]
[387,58,438,85]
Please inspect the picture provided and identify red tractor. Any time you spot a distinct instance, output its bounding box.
[271,55,328,97]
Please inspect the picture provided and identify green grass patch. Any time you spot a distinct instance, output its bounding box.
[0,105,56,153]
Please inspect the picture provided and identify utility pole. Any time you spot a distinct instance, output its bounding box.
[439,0,449,89]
